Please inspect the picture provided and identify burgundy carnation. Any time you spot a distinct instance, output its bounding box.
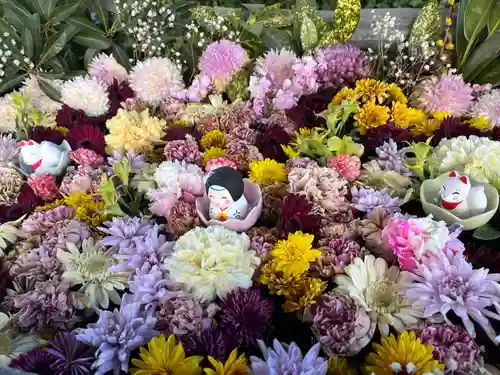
[28,126,65,145]
[279,193,322,237]
[259,124,291,162]
[0,184,37,222]
[286,90,333,129]
[364,122,413,150]
[66,124,106,155]
[107,80,135,117]
[431,117,484,146]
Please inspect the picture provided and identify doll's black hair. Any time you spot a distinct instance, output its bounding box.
[205,167,244,201]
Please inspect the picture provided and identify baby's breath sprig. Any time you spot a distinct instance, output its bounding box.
[0,32,36,87]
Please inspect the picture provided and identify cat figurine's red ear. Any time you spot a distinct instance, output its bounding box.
[460,176,468,184]
[449,171,457,177]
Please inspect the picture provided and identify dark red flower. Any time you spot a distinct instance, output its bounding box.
[107,80,135,118]
[279,193,322,237]
[286,89,334,129]
[259,124,291,162]
[29,126,65,144]
[66,124,106,155]
[0,184,37,223]
[364,122,413,150]
[183,327,229,365]
[164,126,201,142]
[431,117,483,146]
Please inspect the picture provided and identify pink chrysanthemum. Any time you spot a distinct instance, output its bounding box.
[411,73,473,116]
[88,53,128,86]
[328,154,361,182]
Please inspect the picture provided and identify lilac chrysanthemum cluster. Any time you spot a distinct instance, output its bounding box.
[351,186,403,214]
[250,48,318,118]
[99,216,154,254]
[314,44,370,90]
[374,139,413,176]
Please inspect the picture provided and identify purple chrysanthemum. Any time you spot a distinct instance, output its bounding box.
[374,139,413,176]
[9,349,52,375]
[420,324,484,374]
[45,332,94,375]
[350,186,402,214]
[75,294,157,375]
[219,288,273,350]
[314,44,370,90]
[20,206,75,241]
[99,216,154,254]
[107,151,148,172]
[411,73,474,117]
[183,327,229,363]
[41,219,91,251]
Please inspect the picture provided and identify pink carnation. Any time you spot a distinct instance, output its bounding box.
[28,173,58,201]
[328,154,361,182]
[70,148,104,167]
[205,157,237,175]
[164,135,202,165]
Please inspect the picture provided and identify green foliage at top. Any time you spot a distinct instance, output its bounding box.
[197,0,427,8]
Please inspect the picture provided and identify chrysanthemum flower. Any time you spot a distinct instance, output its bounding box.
[282,277,327,313]
[66,124,106,155]
[131,335,203,375]
[45,332,94,375]
[88,53,128,85]
[259,259,304,297]
[272,231,321,278]
[64,193,106,227]
[9,349,53,375]
[22,76,62,114]
[365,331,444,375]
[468,89,500,128]
[204,348,247,375]
[200,129,227,150]
[249,159,288,186]
[203,147,227,166]
[278,193,322,237]
[60,76,110,116]
[99,216,154,254]
[327,357,356,375]
[354,102,390,134]
[353,79,392,104]
[0,94,17,133]
[390,101,427,129]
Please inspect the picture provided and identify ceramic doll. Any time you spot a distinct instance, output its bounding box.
[206,166,249,221]
[439,170,487,218]
[19,139,72,176]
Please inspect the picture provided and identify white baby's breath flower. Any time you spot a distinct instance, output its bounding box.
[60,76,110,116]
[0,95,17,133]
[88,53,128,86]
[21,76,62,114]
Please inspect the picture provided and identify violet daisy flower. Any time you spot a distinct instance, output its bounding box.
[350,186,403,214]
[45,332,94,375]
[9,349,52,375]
[99,216,154,254]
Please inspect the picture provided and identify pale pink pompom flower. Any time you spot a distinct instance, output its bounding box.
[88,53,128,86]
[328,154,361,182]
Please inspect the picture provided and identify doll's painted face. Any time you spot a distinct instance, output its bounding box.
[208,185,234,211]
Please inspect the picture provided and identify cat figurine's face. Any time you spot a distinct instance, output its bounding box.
[19,140,42,165]
[439,171,471,203]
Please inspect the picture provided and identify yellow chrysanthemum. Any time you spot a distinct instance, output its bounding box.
[249,159,287,186]
[411,118,442,136]
[64,193,106,227]
[105,109,166,154]
[200,129,227,150]
[469,116,490,130]
[55,126,70,136]
[390,102,427,129]
[327,357,356,375]
[259,259,304,296]
[281,144,300,159]
[204,349,248,375]
[432,111,451,121]
[203,147,227,165]
[387,83,408,104]
[272,231,321,278]
[354,79,390,104]
[283,277,326,312]
[35,199,66,212]
[332,87,357,105]
[131,335,203,375]
[354,102,390,135]
[364,331,444,375]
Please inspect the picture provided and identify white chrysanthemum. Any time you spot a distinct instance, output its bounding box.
[57,238,129,309]
[88,53,128,85]
[468,89,500,128]
[406,216,449,260]
[154,159,203,190]
[129,57,184,105]
[0,95,17,133]
[430,135,500,189]
[164,226,259,302]
[335,255,421,336]
[21,76,62,114]
[60,76,110,116]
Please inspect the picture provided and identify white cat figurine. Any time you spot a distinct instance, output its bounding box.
[439,171,488,219]
[19,139,72,176]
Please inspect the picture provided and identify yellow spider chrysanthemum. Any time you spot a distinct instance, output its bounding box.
[131,335,203,375]
[204,348,248,375]
[469,116,490,130]
[432,111,451,121]
[364,331,444,375]
[283,277,326,312]
[248,158,287,186]
[55,126,70,136]
[64,193,106,227]
[281,144,300,159]
[203,147,227,165]
[200,129,227,150]
[387,83,408,104]
[354,79,390,104]
[411,118,442,136]
[332,87,357,105]
[272,231,321,278]
[327,356,356,375]
[390,102,427,129]
[259,259,304,297]
[35,199,66,212]
[354,102,390,135]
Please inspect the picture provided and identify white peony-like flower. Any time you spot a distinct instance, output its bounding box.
[21,76,62,114]
[406,216,449,261]
[164,226,259,302]
[88,53,128,85]
[129,57,184,105]
[335,255,421,336]
[0,95,17,133]
[60,76,110,116]
[468,89,500,128]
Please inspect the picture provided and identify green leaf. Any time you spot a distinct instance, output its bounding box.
[474,56,500,85]
[47,2,80,26]
[28,14,41,63]
[464,0,493,41]
[21,28,33,59]
[261,27,296,52]
[92,0,109,30]
[111,43,130,70]
[36,76,61,102]
[83,48,98,68]
[68,15,106,35]
[0,19,20,42]
[0,74,25,95]
[330,0,361,43]
[409,0,441,45]
[456,0,469,64]
[462,31,500,81]
[473,222,500,240]
[300,15,318,53]
[38,31,67,66]
[32,0,58,20]
[3,0,32,26]
[73,33,111,50]
[488,3,500,36]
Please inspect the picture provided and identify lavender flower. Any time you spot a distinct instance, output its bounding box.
[45,332,94,375]
[107,150,147,172]
[75,294,157,375]
[41,219,91,251]
[350,187,402,214]
[21,206,75,241]
[420,324,484,374]
[219,288,273,350]
[374,139,413,176]
[99,216,154,254]
[406,253,500,343]
[0,134,19,166]
[250,340,328,375]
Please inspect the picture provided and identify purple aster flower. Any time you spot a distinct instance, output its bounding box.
[183,327,229,362]
[374,139,413,176]
[350,187,402,214]
[406,252,500,343]
[45,332,94,375]
[0,134,19,166]
[420,324,484,374]
[99,216,154,254]
[41,219,91,251]
[9,349,52,375]
[21,206,75,240]
[250,339,328,375]
[75,294,157,375]
[110,224,174,272]
[314,44,370,90]
[106,150,147,172]
[219,288,273,351]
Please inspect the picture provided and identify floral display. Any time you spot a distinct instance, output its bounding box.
[1,1,500,374]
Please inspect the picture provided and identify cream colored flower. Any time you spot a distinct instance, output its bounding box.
[335,255,421,336]
[0,95,17,133]
[22,76,62,114]
[0,215,24,256]
[60,76,110,116]
[57,238,129,309]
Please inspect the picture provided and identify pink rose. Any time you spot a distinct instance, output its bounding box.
[28,173,58,201]
[70,148,104,167]
[328,154,361,182]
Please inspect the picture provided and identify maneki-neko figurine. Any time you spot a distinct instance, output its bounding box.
[19,139,72,176]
